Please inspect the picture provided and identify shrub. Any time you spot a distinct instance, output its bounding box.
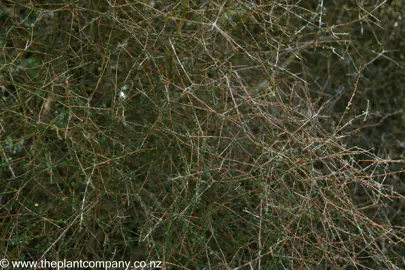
[1,0,404,268]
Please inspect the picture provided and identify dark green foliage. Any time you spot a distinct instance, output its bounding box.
[1,0,405,269]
